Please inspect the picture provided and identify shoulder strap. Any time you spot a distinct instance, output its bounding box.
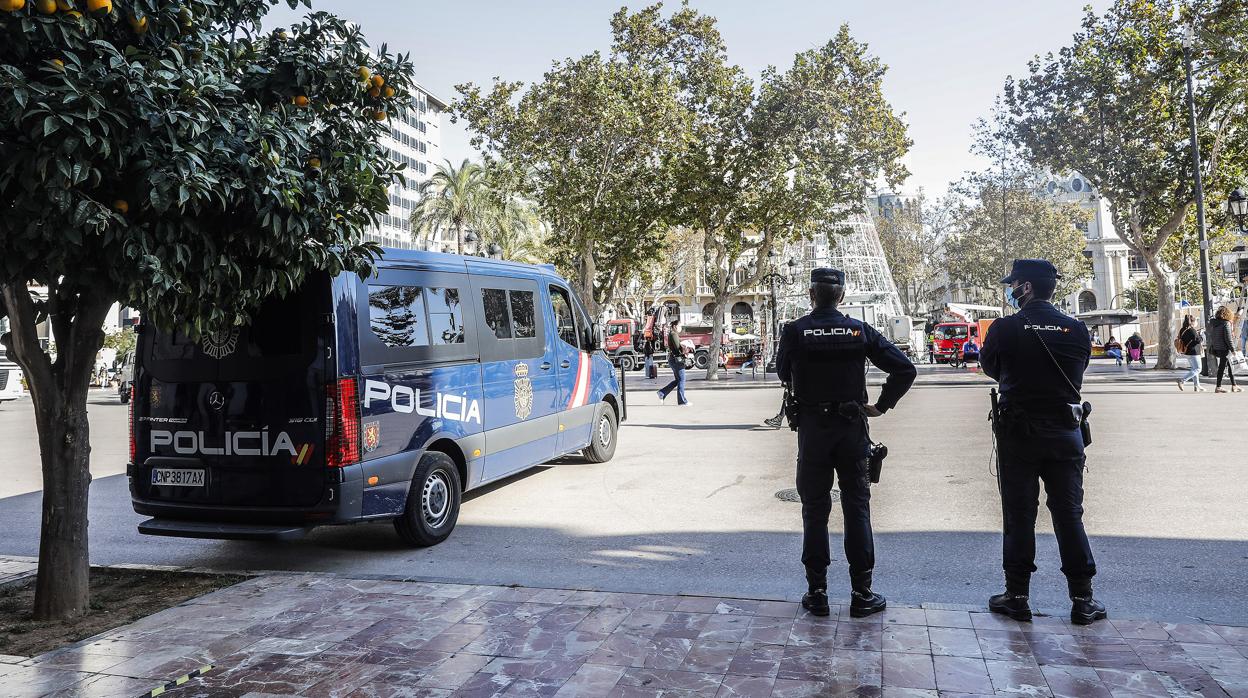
[1016,310,1082,400]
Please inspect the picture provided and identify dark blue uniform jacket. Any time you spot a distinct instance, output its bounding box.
[981,301,1091,415]
[776,308,916,412]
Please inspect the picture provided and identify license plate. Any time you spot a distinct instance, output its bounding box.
[150,468,205,487]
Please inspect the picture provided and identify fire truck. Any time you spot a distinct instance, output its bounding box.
[930,304,1002,364]
[603,308,726,371]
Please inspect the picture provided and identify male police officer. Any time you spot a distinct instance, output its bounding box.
[980,259,1107,625]
[777,268,916,617]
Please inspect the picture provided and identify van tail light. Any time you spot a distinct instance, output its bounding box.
[326,377,360,468]
[128,385,136,464]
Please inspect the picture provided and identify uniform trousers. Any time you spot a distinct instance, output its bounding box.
[996,419,1096,592]
[796,414,873,591]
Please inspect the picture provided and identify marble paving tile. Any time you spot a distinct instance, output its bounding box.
[1211,672,1248,698]
[1039,663,1110,698]
[984,659,1050,696]
[726,643,784,678]
[0,667,95,698]
[1163,623,1226,645]
[451,670,516,698]
[881,608,928,628]
[574,606,634,635]
[927,628,982,659]
[714,673,774,697]
[831,649,883,686]
[787,619,839,648]
[615,666,726,695]
[698,614,750,643]
[655,612,712,639]
[754,601,801,619]
[551,663,627,697]
[976,629,1034,663]
[881,626,929,655]
[879,688,938,697]
[543,630,610,662]
[923,610,974,629]
[1180,642,1248,675]
[479,657,583,681]
[1108,619,1170,641]
[1093,666,1171,695]
[618,611,674,637]
[777,644,838,682]
[1211,625,1248,646]
[679,641,739,675]
[600,593,683,611]
[44,671,163,697]
[535,605,596,632]
[931,656,994,694]
[640,637,694,670]
[969,612,1023,633]
[836,626,885,652]
[742,616,793,646]
[346,685,454,697]
[1027,634,1089,667]
[882,652,936,690]
[418,623,489,653]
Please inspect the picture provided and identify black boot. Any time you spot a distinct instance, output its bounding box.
[988,593,1033,621]
[989,574,1032,621]
[801,588,830,617]
[850,589,887,618]
[1068,578,1107,625]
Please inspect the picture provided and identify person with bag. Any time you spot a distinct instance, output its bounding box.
[1124,333,1145,365]
[656,318,690,405]
[1207,306,1241,393]
[980,259,1106,626]
[1176,315,1204,392]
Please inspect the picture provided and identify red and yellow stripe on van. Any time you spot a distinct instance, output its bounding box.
[566,351,592,409]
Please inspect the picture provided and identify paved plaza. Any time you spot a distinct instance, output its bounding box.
[0,567,1246,697]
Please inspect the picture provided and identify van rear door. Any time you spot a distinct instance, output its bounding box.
[135,273,331,509]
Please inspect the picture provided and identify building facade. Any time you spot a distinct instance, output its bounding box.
[366,85,447,250]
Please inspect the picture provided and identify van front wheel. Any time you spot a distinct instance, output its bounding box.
[582,404,618,463]
[394,452,462,547]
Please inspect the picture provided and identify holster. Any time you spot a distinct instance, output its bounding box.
[783,389,800,431]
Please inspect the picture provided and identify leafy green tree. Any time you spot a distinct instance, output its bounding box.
[873,192,944,317]
[454,6,694,315]
[0,0,412,619]
[1004,0,1248,368]
[664,16,911,378]
[411,158,489,255]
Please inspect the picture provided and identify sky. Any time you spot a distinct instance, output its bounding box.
[266,1,1112,198]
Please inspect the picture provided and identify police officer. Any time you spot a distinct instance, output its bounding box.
[980,259,1107,625]
[776,268,916,617]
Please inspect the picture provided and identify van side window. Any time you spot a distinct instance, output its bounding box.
[549,286,579,349]
[482,289,512,339]
[510,291,536,339]
[426,288,465,345]
[368,286,430,348]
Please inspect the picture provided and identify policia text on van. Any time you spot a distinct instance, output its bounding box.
[128,250,622,546]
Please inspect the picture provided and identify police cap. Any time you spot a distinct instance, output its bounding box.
[1000,258,1062,284]
[810,268,845,285]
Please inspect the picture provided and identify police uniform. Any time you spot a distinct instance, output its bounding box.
[776,268,916,617]
[980,258,1106,625]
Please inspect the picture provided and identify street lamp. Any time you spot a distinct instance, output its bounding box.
[1179,12,1216,375]
[1227,188,1248,234]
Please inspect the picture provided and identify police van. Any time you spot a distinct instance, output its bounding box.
[129,250,621,546]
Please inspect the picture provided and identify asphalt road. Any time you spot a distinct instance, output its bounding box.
[1,372,1245,626]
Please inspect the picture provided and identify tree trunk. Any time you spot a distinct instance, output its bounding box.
[705,291,729,381]
[1151,259,1178,370]
[0,284,110,620]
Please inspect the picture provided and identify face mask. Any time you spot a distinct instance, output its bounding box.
[1007,285,1027,310]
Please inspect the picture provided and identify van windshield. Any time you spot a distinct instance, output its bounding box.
[144,273,328,382]
[935,325,968,340]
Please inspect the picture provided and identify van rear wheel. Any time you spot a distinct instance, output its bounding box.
[582,404,618,463]
[394,452,462,547]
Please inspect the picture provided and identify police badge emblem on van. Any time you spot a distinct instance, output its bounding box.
[514,363,533,420]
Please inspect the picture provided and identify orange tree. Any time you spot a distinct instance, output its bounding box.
[0,0,413,619]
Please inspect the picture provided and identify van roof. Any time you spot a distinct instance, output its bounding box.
[375,248,562,280]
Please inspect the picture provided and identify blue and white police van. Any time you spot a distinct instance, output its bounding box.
[128,250,621,546]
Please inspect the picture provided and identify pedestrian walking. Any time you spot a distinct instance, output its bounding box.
[1177,315,1204,392]
[656,318,690,405]
[981,258,1106,626]
[776,268,916,618]
[1103,336,1123,367]
[642,334,656,380]
[1125,333,1145,365]
[1208,306,1241,393]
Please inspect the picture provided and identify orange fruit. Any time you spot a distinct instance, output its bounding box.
[292,95,309,107]
[357,66,371,81]
[368,86,381,98]
[383,86,395,98]
[55,0,71,8]
[128,14,147,32]
[178,6,192,26]
[308,157,321,169]
[370,75,384,88]
[275,29,287,40]
[1,0,27,10]
[85,0,110,14]
[50,58,64,70]
[37,0,57,14]
[373,111,387,121]
[113,199,129,214]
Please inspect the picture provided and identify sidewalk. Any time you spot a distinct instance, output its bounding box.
[2,568,1244,697]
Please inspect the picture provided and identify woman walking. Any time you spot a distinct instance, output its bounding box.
[1177,315,1205,392]
[1208,306,1241,393]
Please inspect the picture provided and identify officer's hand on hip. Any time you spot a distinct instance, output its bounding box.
[863,404,884,418]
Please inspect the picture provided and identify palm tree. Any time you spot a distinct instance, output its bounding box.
[480,195,545,263]
[410,158,489,254]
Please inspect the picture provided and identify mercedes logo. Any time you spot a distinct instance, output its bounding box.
[207,391,225,411]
